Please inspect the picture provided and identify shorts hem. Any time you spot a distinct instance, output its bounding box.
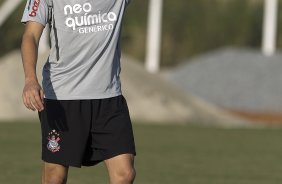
[82,149,137,167]
[42,150,136,168]
[42,157,82,168]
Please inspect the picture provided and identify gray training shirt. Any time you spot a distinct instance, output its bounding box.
[21,0,131,100]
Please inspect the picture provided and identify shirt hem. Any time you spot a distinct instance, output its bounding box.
[44,91,122,100]
[21,19,47,27]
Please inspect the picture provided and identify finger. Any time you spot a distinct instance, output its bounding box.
[22,93,29,109]
[40,89,44,104]
[29,97,37,111]
[24,93,34,110]
[26,95,36,111]
[30,93,42,111]
[34,92,44,111]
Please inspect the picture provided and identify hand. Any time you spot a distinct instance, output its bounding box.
[22,79,44,112]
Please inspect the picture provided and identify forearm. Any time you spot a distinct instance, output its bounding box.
[21,33,40,83]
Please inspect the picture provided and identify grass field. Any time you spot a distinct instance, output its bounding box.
[1,122,282,184]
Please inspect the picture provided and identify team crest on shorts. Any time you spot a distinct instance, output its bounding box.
[47,129,61,153]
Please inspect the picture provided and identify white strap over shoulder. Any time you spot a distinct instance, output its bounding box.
[45,0,53,24]
[46,0,53,7]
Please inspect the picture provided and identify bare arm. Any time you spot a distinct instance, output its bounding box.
[21,21,45,112]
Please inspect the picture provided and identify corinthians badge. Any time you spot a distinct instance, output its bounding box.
[47,129,61,153]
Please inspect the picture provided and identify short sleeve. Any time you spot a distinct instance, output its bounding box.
[21,0,49,26]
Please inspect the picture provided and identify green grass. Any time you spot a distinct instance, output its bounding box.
[1,122,282,184]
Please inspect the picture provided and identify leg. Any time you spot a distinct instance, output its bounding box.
[42,162,69,184]
[104,154,136,184]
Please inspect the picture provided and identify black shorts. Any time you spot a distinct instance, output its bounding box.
[38,95,136,168]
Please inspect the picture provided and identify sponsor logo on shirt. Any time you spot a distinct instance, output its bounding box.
[29,0,41,17]
[64,3,117,34]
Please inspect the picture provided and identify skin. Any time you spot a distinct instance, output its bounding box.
[21,21,136,184]
[21,21,44,112]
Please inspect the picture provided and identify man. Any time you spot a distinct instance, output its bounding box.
[21,0,136,183]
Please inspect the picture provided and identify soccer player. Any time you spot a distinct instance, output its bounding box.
[20,0,136,183]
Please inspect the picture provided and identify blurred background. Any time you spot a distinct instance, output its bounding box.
[1,0,282,183]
